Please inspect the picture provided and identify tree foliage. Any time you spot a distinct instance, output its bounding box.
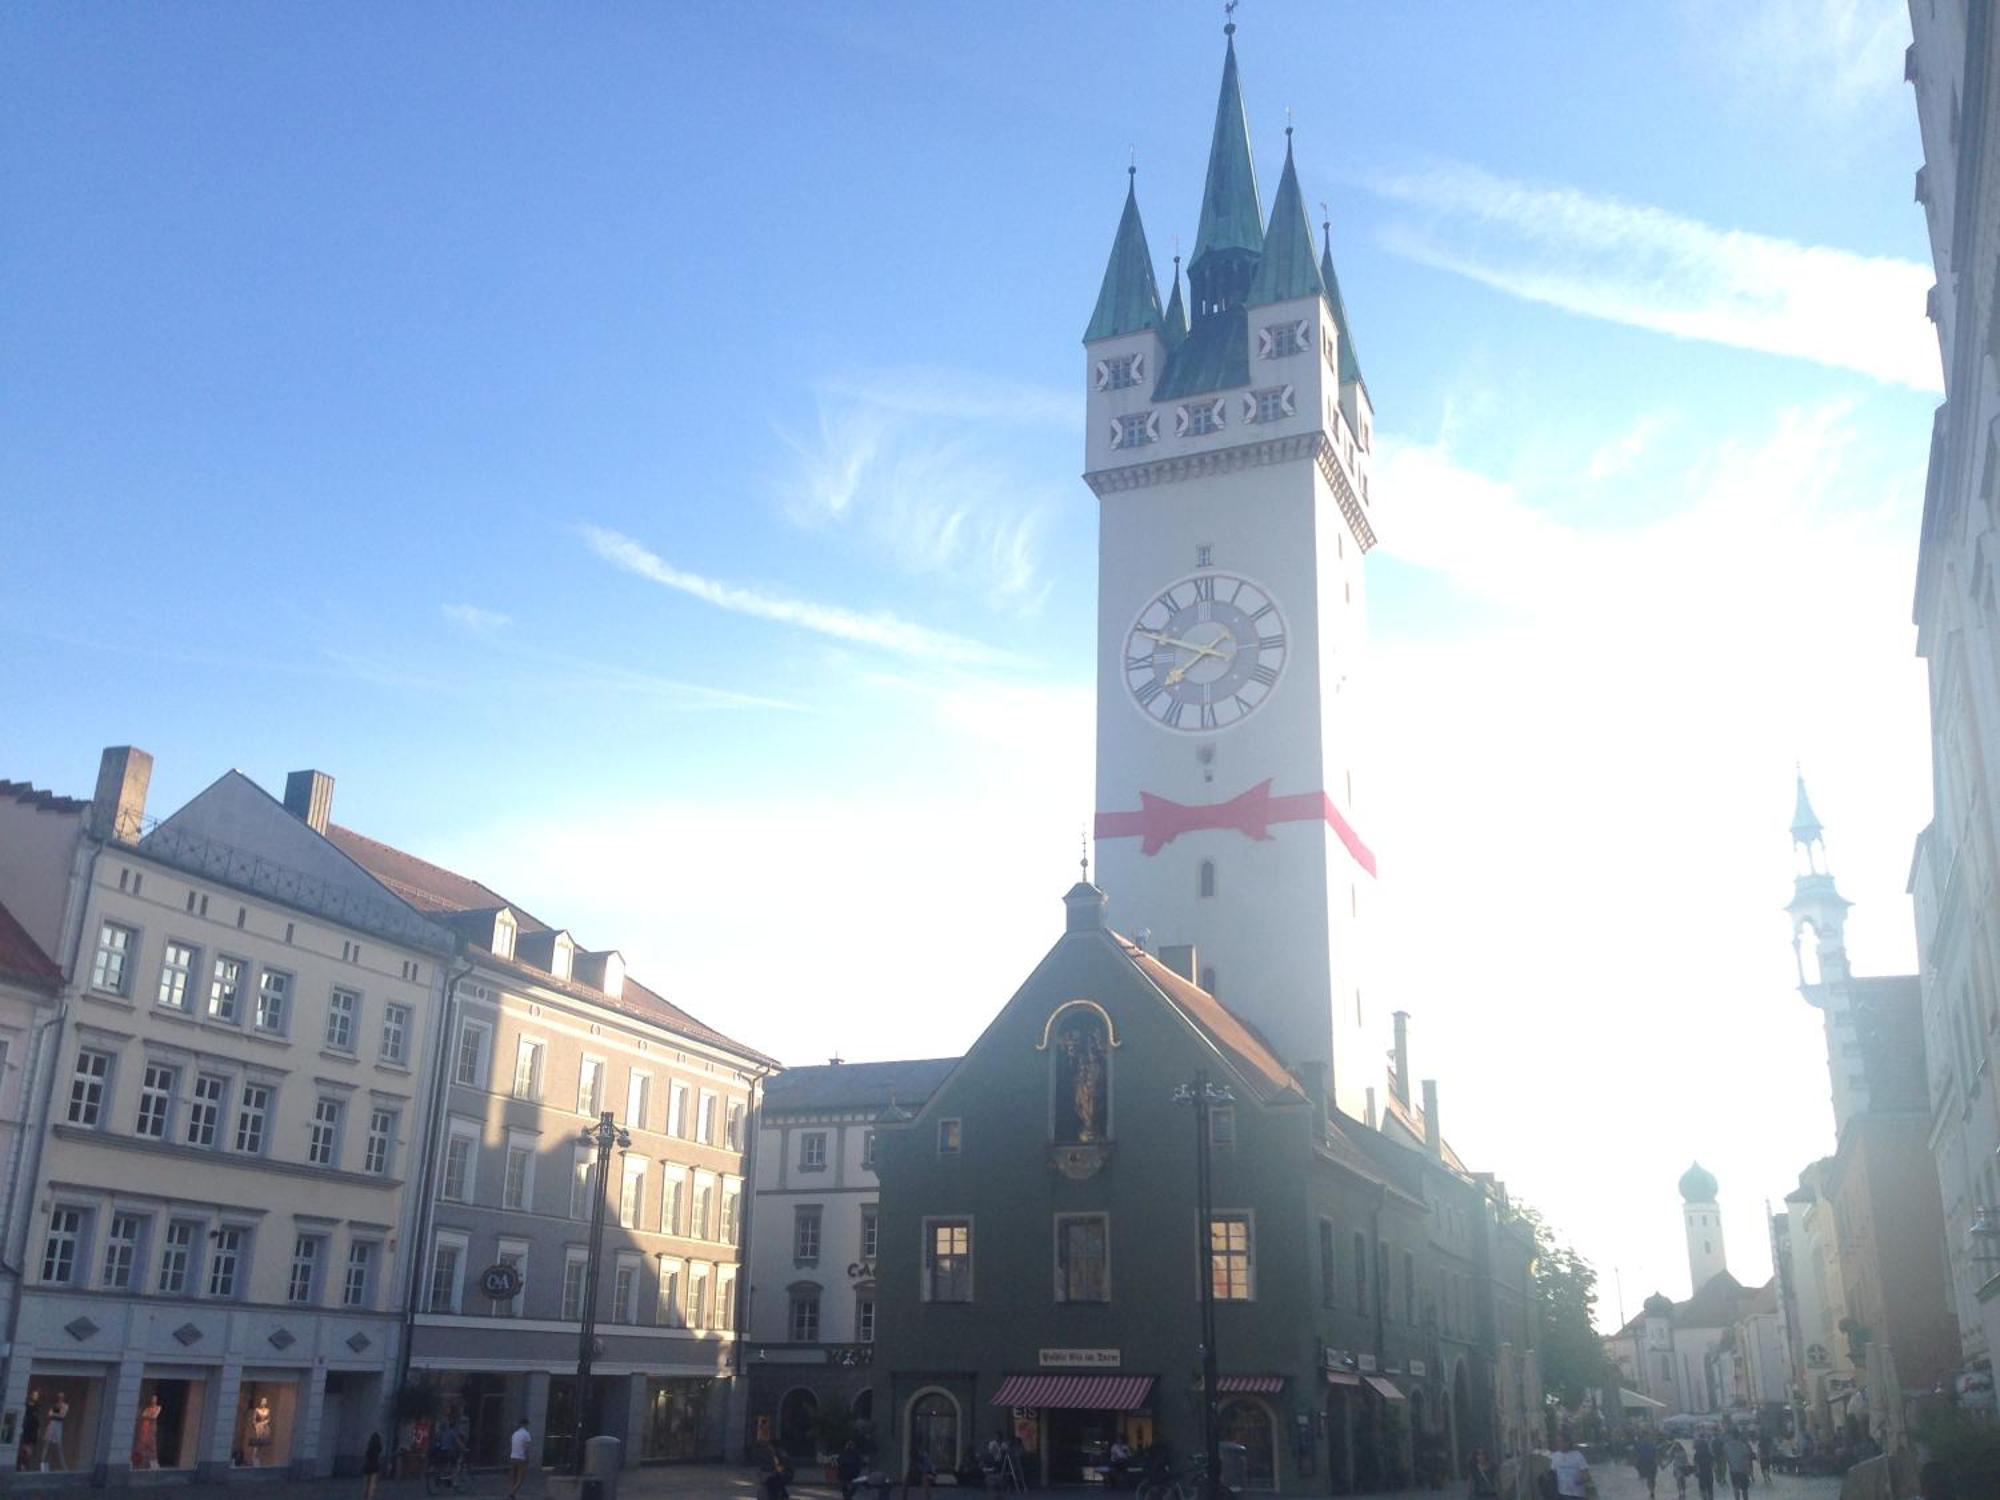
[1517,1203,1614,1409]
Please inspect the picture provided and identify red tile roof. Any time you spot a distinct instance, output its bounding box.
[0,899,61,993]
[1117,935,1303,1102]
[325,824,776,1069]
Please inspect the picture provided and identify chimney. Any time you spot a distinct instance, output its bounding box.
[283,770,334,835]
[1391,1010,1411,1104]
[1364,1085,1378,1131]
[1421,1079,1442,1158]
[91,746,153,843]
[1158,943,1198,983]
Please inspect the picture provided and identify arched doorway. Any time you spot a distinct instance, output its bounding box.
[779,1389,819,1460]
[1217,1398,1276,1491]
[905,1388,961,1476]
[1453,1361,1474,1471]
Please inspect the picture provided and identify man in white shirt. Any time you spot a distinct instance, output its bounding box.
[508,1419,533,1498]
[1550,1435,1591,1500]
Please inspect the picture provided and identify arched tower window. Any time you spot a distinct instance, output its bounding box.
[1051,1007,1111,1144]
[1199,860,1216,898]
[1795,921,1822,986]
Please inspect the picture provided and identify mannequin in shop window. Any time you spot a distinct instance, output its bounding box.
[246,1395,273,1464]
[132,1394,162,1469]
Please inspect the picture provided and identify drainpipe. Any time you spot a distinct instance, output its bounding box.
[392,947,475,1440]
[731,1066,774,1462]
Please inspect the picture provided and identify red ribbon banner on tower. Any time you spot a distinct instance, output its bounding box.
[1093,779,1378,875]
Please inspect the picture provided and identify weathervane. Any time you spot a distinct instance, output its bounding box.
[1223,0,1238,36]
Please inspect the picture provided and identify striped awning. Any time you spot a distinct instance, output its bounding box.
[1216,1376,1286,1394]
[991,1374,1155,1410]
[1324,1370,1362,1387]
[1364,1376,1406,1402]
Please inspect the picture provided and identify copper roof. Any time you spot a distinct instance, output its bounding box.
[325,824,775,1069]
[0,899,61,993]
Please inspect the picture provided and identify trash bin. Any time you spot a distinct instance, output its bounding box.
[583,1436,621,1500]
[1218,1441,1248,1493]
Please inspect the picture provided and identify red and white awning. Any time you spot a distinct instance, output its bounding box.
[1215,1376,1286,1394]
[991,1375,1156,1410]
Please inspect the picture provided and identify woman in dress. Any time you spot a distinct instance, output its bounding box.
[133,1394,162,1469]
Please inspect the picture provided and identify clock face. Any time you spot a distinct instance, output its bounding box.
[1123,572,1287,732]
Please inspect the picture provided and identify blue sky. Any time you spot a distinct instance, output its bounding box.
[2,1,1941,1319]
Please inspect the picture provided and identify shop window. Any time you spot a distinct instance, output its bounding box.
[233,1381,294,1469]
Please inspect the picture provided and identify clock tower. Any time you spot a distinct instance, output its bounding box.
[1086,26,1384,1120]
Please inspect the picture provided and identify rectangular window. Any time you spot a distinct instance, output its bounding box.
[668,1083,688,1137]
[428,1239,463,1313]
[158,1219,197,1294]
[1252,386,1288,424]
[862,1130,878,1170]
[503,1140,533,1209]
[578,1057,604,1116]
[326,987,359,1051]
[726,1101,746,1150]
[799,1131,827,1170]
[698,1091,718,1144]
[157,941,198,1010]
[855,1295,875,1343]
[1104,353,1140,389]
[42,1207,84,1283]
[657,1258,683,1327]
[364,1108,396,1175]
[694,1177,715,1240]
[92,921,136,994]
[627,1071,651,1130]
[288,1235,322,1305]
[663,1172,685,1235]
[207,955,245,1022]
[860,1205,879,1261]
[1056,1215,1109,1303]
[454,1022,489,1087]
[442,1129,476,1201]
[207,1227,244,1298]
[308,1097,342,1167]
[938,1118,962,1156]
[492,1243,526,1316]
[1186,402,1220,436]
[187,1073,225,1147]
[1209,1105,1236,1147]
[718,1270,737,1332]
[722,1183,741,1246]
[255,968,292,1032]
[1116,411,1156,448]
[69,1048,112,1126]
[612,1257,638,1324]
[1319,1219,1338,1307]
[513,1039,544,1099]
[794,1205,822,1263]
[789,1287,820,1342]
[925,1219,972,1303]
[1353,1232,1368,1310]
[1262,322,1306,358]
[1208,1214,1253,1301]
[690,1264,711,1329]
[102,1212,144,1289]
[561,1252,587,1322]
[342,1241,374,1308]
[572,1145,596,1219]
[620,1157,646,1227]
[380,1003,410,1064]
[136,1062,177,1138]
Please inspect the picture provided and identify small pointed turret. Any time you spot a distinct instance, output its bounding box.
[1321,218,1365,389]
[1192,26,1265,266]
[1084,169,1164,343]
[1247,130,1326,306]
[1162,255,1188,349]
[1791,773,1823,845]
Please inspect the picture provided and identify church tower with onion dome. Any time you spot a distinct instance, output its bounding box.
[1680,1160,1728,1292]
[1083,23,1384,1120]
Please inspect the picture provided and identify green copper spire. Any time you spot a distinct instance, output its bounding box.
[1246,131,1326,307]
[1162,254,1188,349]
[1191,27,1265,267]
[1320,217,1364,388]
[1791,773,1823,844]
[1084,170,1164,343]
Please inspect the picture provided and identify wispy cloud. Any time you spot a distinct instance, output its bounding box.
[1682,0,1910,123]
[1366,160,1939,391]
[441,602,511,633]
[1584,413,1670,483]
[579,524,1019,667]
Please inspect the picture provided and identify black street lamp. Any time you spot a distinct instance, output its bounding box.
[573,1108,631,1473]
[1174,1071,1233,1500]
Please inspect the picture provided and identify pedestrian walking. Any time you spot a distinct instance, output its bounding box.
[898,1443,935,1500]
[1754,1433,1774,1484]
[507,1417,533,1499]
[1550,1432,1591,1500]
[1721,1432,1752,1500]
[17,1393,38,1473]
[1691,1435,1715,1500]
[1466,1445,1500,1498]
[839,1439,864,1500]
[762,1442,793,1500]
[1634,1434,1659,1499]
[362,1433,383,1500]
[1666,1440,1691,1500]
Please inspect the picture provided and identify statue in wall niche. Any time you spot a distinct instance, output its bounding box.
[1054,1013,1109,1143]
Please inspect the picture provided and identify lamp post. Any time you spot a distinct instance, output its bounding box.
[1174,1071,1233,1500]
[573,1109,631,1473]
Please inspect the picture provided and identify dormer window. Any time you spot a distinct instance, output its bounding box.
[552,932,574,982]
[492,911,517,961]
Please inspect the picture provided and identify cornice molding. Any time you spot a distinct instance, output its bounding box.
[1086,431,1378,553]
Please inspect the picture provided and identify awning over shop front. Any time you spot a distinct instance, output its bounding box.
[1619,1388,1668,1410]
[991,1375,1156,1410]
[1325,1371,1362,1387]
[1364,1377,1405,1402]
[1215,1376,1285,1394]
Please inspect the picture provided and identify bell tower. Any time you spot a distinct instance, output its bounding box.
[1085,26,1384,1118]
[1786,774,1866,1133]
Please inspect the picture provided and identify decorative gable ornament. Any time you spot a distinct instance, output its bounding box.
[1094,359,1110,392]
[1131,352,1147,384]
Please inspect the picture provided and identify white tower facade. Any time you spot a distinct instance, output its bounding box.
[1084,29,1384,1118]
[1680,1161,1728,1291]
[1786,776,1866,1133]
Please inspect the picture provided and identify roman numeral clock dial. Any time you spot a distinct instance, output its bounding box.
[1123,572,1287,732]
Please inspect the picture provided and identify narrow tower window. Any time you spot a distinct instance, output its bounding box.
[1198,860,1216,899]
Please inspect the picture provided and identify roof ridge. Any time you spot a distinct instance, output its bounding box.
[0,779,90,813]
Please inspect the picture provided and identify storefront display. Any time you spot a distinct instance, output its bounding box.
[19,1373,103,1474]
[642,1378,713,1461]
[232,1377,298,1468]
[135,1374,207,1470]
